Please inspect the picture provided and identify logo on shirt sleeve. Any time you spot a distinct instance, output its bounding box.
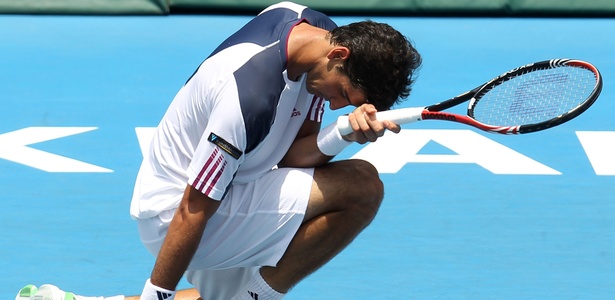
[208,132,243,159]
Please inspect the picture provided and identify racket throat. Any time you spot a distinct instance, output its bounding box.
[421,111,457,122]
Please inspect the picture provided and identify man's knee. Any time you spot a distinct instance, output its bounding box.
[350,159,383,196]
[311,159,384,222]
[340,159,384,220]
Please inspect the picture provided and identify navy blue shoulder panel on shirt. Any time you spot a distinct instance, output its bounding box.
[208,6,337,59]
[209,8,296,58]
[233,6,338,154]
[299,6,337,31]
[229,7,302,153]
[233,46,285,153]
[188,4,337,154]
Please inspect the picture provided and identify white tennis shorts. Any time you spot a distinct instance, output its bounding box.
[137,167,314,299]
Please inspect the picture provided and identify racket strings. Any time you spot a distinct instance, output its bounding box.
[472,67,596,126]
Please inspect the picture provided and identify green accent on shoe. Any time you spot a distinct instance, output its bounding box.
[19,285,39,298]
[64,292,77,300]
[16,285,38,300]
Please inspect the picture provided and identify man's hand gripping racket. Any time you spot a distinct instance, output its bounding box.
[338,59,603,135]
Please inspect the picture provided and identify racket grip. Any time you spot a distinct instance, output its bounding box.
[336,107,425,135]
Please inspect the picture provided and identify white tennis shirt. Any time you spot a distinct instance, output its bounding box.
[130,2,336,219]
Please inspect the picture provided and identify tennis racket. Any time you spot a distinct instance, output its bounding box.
[337,59,603,135]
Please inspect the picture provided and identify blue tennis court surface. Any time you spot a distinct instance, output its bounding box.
[1,14,614,299]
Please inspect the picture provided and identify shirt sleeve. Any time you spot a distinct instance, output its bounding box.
[187,77,246,201]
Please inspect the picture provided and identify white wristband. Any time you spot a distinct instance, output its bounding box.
[317,122,352,156]
[141,279,175,300]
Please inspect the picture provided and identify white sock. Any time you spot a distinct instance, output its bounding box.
[231,271,284,300]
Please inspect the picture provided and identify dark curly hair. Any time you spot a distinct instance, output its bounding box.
[328,21,422,111]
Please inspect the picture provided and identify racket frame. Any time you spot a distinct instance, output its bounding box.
[462,59,603,134]
[337,59,602,135]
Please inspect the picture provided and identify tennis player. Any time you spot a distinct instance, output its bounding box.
[17,1,421,299]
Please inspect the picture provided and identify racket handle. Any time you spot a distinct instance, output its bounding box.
[336,107,425,135]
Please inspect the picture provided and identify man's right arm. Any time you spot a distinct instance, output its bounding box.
[148,184,221,291]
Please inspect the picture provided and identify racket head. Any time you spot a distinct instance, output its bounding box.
[467,59,603,134]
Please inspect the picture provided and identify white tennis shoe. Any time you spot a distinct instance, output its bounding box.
[15,284,76,300]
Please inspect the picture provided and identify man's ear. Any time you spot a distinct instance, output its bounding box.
[326,46,350,60]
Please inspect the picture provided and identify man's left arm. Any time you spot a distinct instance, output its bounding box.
[278,119,329,168]
[279,104,401,168]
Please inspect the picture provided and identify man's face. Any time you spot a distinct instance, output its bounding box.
[305,65,367,110]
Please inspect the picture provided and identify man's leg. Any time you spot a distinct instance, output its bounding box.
[15,285,201,300]
[261,159,384,293]
[20,159,381,300]
[125,288,201,300]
